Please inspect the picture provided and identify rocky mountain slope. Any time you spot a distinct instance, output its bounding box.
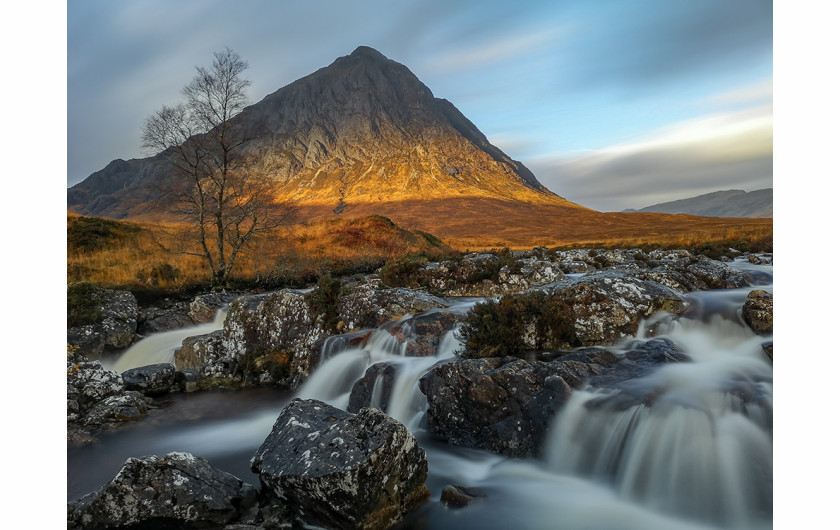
[623,189,772,218]
[67,46,582,219]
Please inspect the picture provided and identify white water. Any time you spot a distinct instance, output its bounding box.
[103,309,228,372]
[71,259,773,529]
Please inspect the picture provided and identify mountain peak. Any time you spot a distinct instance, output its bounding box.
[349,45,387,60]
[69,47,583,219]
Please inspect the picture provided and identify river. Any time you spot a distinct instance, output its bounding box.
[68,257,773,530]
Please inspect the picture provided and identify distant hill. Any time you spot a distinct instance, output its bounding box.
[623,189,772,218]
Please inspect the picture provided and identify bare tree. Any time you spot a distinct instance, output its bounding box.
[142,48,296,287]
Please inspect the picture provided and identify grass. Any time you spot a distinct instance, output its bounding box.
[67,204,772,302]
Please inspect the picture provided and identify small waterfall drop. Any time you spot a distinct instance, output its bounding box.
[105,309,228,372]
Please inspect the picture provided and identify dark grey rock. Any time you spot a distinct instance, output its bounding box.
[122,363,176,396]
[67,451,260,530]
[67,286,139,359]
[251,398,430,530]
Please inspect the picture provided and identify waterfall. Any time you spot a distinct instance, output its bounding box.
[543,304,773,528]
[104,309,228,372]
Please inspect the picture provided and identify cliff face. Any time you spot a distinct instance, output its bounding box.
[68,46,583,219]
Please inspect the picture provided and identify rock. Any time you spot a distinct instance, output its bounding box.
[337,279,448,330]
[82,391,150,426]
[420,340,691,456]
[137,300,194,334]
[542,271,687,346]
[175,329,226,371]
[743,290,773,335]
[67,354,154,436]
[175,368,201,392]
[68,451,260,529]
[251,398,430,530]
[348,362,400,413]
[419,354,611,457]
[67,286,139,359]
[440,485,487,508]
[190,292,237,322]
[121,363,176,396]
[384,310,465,357]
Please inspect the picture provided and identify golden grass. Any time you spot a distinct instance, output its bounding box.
[68,198,772,292]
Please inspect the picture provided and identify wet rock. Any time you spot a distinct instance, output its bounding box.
[440,485,487,508]
[743,290,773,335]
[251,398,430,530]
[67,286,139,359]
[175,368,201,393]
[82,391,150,425]
[348,362,400,413]
[419,355,610,457]
[68,451,260,530]
[385,310,465,357]
[121,363,176,396]
[420,341,693,456]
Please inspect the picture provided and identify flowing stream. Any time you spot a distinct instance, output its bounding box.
[68,259,772,530]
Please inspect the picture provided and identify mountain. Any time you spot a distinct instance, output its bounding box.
[67,46,582,219]
[622,189,773,218]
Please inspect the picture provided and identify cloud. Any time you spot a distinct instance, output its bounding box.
[531,102,773,212]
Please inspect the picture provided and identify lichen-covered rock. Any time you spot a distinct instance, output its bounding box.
[122,363,176,396]
[743,290,773,335]
[67,353,154,434]
[137,300,194,334]
[190,292,237,322]
[542,272,688,346]
[67,451,260,530]
[417,253,566,296]
[337,279,448,330]
[176,329,226,371]
[251,398,430,530]
[67,287,139,359]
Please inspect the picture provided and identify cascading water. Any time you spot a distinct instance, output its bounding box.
[103,308,228,372]
[69,259,773,530]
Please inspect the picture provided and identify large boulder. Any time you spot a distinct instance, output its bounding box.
[67,284,139,359]
[541,271,687,346]
[419,352,613,457]
[420,340,691,457]
[67,451,260,529]
[251,398,430,530]
[742,290,773,335]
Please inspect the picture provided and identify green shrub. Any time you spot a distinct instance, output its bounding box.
[460,291,578,358]
[67,282,103,328]
[307,273,343,331]
[380,256,428,288]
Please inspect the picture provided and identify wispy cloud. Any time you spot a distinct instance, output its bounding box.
[423,29,563,74]
[532,92,773,212]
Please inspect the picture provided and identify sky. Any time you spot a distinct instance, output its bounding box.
[66,0,773,212]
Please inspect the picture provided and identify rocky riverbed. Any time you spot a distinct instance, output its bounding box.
[67,247,773,529]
